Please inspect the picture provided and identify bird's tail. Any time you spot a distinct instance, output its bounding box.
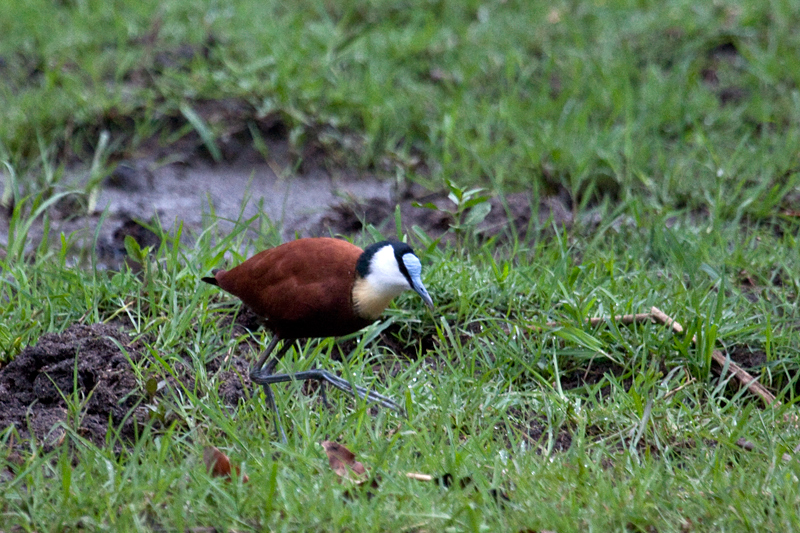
[201,269,221,286]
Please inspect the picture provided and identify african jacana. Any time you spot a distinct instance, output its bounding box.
[202,237,433,440]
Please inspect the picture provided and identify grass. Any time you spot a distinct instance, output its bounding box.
[2,0,800,531]
[1,208,799,531]
[3,0,800,212]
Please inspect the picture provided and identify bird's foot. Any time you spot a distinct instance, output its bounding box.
[250,368,405,414]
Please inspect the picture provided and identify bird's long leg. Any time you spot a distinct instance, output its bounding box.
[252,335,279,374]
[250,367,405,414]
[250,336,294,444]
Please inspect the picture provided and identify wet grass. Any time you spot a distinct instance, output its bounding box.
[1,205,800,531]
[2,0,800,531]
[3,0,800,214]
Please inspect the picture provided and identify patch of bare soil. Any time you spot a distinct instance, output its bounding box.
[312,185,573,245]
[558,358,629,393]
[504,409,573,453]
[1,95,577,268]
[0,323,250,451]
[523,417,574,453]
[0,313,437,451]
[0,324,142,450]
[701,38,749,105]
[727,345,767,370]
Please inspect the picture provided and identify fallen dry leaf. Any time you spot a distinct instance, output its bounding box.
[203,446,249,482]
[320,441,368,484]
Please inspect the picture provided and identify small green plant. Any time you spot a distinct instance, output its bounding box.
[414,178,492,248]
[0,323,22,363]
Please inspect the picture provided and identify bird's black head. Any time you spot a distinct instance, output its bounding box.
[356,241,412,277]
[355,240,433,309]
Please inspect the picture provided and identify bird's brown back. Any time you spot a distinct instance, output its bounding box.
[212,238,370,339]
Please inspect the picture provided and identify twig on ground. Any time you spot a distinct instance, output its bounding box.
[530,306,794,460]
[648,306,775,406]
[543,313,654,329]
[533,306,776,406]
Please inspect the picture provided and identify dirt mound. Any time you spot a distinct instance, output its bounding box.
[0,324,144,449]
[0,323,253,451]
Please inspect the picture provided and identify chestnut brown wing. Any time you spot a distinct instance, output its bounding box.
[213,238,366,337]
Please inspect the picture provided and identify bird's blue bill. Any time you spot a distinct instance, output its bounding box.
[402,254,434,309]
[412,278,434,309]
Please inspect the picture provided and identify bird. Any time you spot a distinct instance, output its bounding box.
[202,237,434,440]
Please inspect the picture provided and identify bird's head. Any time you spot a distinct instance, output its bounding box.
[352,241,434,320]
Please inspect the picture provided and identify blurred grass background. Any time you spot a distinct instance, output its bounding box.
[2,0,799,213]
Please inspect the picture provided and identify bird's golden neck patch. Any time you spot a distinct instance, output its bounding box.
[352,277,398,320]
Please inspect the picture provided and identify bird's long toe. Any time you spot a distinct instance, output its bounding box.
[317,370,404,413]
[250,368,404,413]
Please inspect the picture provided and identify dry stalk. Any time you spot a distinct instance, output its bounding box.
[533,306,776,406]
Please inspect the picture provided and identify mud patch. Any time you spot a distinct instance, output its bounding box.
[560,358,632,397]
[79,155,393,268]
[1,135,575,270]
[0,323,251,451]
[727,345,767,370]
[0,324,143,450]
[311,187,574,245]
[0,127,394,268]
[524,418,574,453]
[0,316,426,451]
[700,37,749,106]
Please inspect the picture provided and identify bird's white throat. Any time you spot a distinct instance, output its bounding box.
[352,245,411,320]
